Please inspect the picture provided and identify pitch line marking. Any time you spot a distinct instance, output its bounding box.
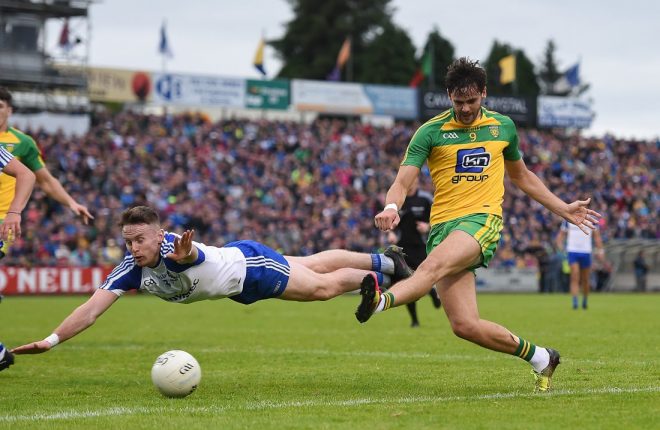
[0,386,657,423]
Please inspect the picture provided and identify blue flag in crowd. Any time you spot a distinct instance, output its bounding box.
[565,63,580,87]
[159,22,173,58]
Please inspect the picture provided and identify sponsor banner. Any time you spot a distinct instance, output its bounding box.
[152,73,246,107]
[52,66,153,103]
[0,267,113,295]
[420,91,536,126]
[245,79,289,110]
[475,268,538,292]
[87,67,153,103]
[420,90,452,117]
[363,85,418,119]
[538,96,594,128]
[292,79,373,115]
[483,96,536,126]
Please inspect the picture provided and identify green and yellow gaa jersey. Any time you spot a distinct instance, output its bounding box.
[0,127,45,217]
[401,107,521,225]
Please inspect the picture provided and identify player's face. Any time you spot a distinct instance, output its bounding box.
[122,223,164,267]
[449,86,486,125]
[0,100,12,132]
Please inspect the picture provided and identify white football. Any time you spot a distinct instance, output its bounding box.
[151,350,201,398]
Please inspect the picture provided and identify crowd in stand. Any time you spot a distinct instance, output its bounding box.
[3,112,657,273]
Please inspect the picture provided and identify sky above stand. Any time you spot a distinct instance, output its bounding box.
[49,0,660,140]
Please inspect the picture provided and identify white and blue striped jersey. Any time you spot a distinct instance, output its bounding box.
[100,232,246,303]
[0,147,13,173]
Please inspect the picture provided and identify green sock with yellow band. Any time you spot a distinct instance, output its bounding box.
[381,292,395,310]
[375,291,396,313]
[514,337,537,362]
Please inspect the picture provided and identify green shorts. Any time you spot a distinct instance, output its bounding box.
[427,213,503,272]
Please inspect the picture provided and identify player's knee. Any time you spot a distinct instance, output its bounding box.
[450,318,479,341]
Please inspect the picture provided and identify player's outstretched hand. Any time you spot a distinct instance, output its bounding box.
[166,229,195,263]
[70,202,94,225]
[564,198,602,235]
[374,208,400,232]
[11,340,52,355]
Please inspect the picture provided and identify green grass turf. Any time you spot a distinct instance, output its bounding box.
[0,293,658,429]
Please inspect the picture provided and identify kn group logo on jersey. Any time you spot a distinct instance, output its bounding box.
[452,147,491,184]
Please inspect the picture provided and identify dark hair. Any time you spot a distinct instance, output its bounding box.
[445,57,487,95]
[0,87,13,107]
[119,206,160,227]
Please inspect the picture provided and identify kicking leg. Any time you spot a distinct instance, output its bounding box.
[355,231,479,323]
[380,231,481,307]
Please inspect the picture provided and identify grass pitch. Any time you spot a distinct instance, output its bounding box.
[0,293,658,429]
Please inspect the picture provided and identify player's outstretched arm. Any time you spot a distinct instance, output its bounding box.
[0,157,35,240]
[505,159,601,234]
[34,167,94,225]
[375,165,420,231]
[11,289,118,355]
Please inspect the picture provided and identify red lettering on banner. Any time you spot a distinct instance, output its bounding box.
[0,267,114,295]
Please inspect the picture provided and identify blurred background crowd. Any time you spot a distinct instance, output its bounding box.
[4,112,657,279]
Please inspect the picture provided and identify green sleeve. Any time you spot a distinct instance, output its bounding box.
[19,135,45,171]
[502,120,522,161]
[401,125,432,167]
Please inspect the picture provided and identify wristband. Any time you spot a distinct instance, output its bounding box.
[44,333,60,348]
[384,203,398,212]
[6,211,20,215]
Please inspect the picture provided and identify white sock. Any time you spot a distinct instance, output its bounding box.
[379,254,395,275]
[375,295,386,313]
[530,347,550,372]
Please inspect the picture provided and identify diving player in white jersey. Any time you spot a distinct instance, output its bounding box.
[557,220,604,309]
[11,205,414,355]
[0,146,35,372]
